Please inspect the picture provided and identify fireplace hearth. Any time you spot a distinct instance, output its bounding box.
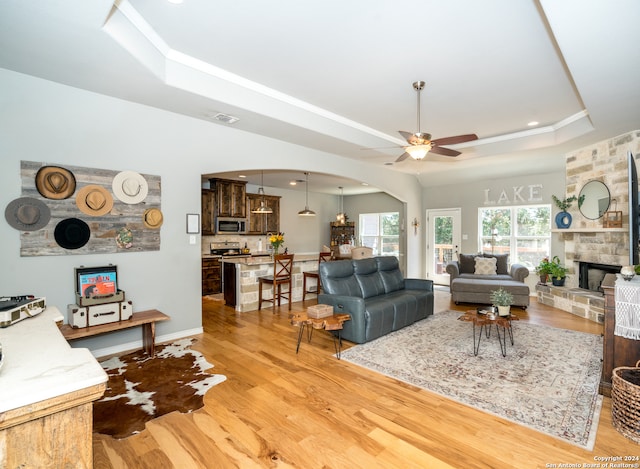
[578,261,621,293]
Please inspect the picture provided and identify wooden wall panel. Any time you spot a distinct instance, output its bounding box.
[18,161,161,256]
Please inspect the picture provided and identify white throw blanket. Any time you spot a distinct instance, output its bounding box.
[615,278,640,340]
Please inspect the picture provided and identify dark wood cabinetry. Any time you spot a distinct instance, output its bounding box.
[210,178,246,218]
[223,262,237,306]
[202,258,222,295]
[246,193,281,235]
[600,284,640,396]
[201,189,216,235]
[330,221,355,245]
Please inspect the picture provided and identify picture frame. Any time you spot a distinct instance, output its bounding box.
[186,213,200,234]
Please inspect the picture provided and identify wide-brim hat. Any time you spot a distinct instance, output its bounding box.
[54,218,91,249]
[76,185,114,217]
[35,166,76,200]
[143,207,163,229]
[112,171,148,204]
[4,197,51,231]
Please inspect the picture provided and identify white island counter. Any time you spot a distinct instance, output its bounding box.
[0,306,107,468]
[223,253,320,312]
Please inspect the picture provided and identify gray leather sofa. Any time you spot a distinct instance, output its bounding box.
[318,256,433,344]
[445,253,530,308]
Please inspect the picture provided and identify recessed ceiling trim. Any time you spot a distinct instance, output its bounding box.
[105,2,403,147]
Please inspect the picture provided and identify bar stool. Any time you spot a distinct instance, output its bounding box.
[258,254,294,310]
[303,251,332,301]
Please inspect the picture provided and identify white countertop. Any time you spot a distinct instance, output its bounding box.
[0,306,107,414]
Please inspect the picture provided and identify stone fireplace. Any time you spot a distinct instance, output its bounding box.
[578,261,621,292]
[536,130,640,323]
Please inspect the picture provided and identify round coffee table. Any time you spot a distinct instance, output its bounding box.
[458,310,518,357]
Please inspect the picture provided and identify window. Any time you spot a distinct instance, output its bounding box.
[359,212,399,256]
[478,205,551,270]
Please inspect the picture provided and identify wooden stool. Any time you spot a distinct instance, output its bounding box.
[258,254,294,310]
[303,251,332,301]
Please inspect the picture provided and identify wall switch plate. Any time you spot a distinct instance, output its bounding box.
[462,234,468,240]
[189,235,196,245]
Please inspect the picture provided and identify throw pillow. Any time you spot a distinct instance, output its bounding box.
[458,253,478,274]
[474,256,497,275]
[483,253,509,274]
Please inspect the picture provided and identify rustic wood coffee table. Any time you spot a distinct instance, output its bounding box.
[458,310,518,357]
[290,311,351,359]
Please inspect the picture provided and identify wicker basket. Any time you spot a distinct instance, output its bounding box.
[611,360,640,444]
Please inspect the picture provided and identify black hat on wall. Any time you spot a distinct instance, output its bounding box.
[54,217,91,249]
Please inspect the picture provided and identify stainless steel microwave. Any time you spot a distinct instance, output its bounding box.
[216,217,247,234]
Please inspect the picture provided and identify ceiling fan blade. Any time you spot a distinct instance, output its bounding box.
[398,131,414,144]
[430,146,461,157]
[395,152,410,162]
[431,134,478,146]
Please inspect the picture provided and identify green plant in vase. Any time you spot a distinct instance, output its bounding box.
[535,257,553,284]
[549,255,568,286]
[552,195,578,229]
[490,287,514,317]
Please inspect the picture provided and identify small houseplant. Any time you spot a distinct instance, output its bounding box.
[535,257,553,284]
[490,287,514,316]
[549,255,568,286]
[552,195,578,229]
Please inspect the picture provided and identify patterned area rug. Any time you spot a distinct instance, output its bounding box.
[339,311,603,449]
[94,338,226,439]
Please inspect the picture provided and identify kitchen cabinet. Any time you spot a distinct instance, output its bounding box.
[210,178,247,218]
[202,258,222,295]
[201,189,216,235]
[330,221,355,246]
[246,193,281,235]
[223,261,237,306]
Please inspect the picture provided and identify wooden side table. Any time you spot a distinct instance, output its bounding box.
[458,310,518,357]
[290,312,351,359]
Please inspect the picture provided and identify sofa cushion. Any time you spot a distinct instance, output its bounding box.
[376,256,405,293]
[452,277,530,295]
[474,256,497,275]
[458,253,478,274]
[482,253,509,275]
[319,260,363,297]
[353,258,385,299]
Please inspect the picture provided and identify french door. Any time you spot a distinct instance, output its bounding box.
[426,208,461,285]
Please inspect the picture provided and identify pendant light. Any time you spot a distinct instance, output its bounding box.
[251,171,273,214]
[298,172,316,217]
[336,186,346,225]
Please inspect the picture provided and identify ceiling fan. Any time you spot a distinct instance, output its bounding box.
[395,81,478,162]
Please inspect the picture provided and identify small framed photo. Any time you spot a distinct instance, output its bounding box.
[186,214,200,234]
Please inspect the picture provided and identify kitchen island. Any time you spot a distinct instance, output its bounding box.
[223,253,320,312]
[0,306,107,468]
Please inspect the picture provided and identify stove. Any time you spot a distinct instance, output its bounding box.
[210,241,251,258]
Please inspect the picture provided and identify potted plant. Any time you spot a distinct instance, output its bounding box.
[552,195,578,229]
[549,255,568,286]
[490,287,514,317]
[535,257,553,284]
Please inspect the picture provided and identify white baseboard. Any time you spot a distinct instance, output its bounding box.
[90,327,204,358]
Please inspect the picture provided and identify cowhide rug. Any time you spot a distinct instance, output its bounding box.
[93,338,226,439]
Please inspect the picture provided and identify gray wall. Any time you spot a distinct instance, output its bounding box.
[0,68,423,354]
[423,171,567,259]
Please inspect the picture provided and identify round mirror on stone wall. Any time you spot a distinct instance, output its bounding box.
[578,180,611,219]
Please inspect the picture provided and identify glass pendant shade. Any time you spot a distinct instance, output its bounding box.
[251,172,273,214]
[406,144,432,160]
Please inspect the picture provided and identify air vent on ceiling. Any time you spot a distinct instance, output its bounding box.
[209,112,240,125]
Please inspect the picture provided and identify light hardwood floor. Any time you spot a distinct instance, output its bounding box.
[93,290,634,469]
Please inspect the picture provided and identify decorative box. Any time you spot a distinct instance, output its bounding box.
[307,304,333,318]
[603,210,622,228]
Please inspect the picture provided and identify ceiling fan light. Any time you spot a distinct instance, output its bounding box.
[406,144,432,160]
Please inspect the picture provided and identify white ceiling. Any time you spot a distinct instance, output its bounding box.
[0,0,638,194]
